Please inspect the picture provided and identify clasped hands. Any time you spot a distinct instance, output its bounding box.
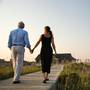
[29,48,34,54]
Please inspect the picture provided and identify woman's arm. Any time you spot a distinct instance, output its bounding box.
[51,36,57,54]
[32,35,42,52]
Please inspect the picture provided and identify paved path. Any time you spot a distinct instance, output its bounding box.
[0,64,63,90]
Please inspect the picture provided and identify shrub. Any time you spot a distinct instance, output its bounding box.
[0,65,41,80]
[56,63,90,90]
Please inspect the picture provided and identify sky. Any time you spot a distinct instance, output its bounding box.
[0,0,90,61]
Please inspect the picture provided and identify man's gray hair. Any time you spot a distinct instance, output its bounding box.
[18,21,25,29]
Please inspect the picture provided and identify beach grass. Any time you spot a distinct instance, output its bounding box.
[0,65,41,80]
[56,63,90,90]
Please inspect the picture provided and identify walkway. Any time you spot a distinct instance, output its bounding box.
[0,64,63,90]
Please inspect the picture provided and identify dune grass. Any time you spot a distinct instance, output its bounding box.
[0,65,41,80]
[56,63,90,90]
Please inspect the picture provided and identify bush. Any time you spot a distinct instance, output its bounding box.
[0,65,41,80]
[56,63,90,90]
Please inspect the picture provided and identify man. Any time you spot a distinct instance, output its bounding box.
[8,21,32,84]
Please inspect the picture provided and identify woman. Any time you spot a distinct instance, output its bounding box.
[32,26,57,83]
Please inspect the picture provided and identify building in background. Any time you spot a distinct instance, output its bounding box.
[35,53,76,64]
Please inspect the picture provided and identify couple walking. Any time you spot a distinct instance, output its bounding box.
[8,21,57,84]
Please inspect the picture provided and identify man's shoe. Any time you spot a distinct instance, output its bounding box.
[13,80,21,84]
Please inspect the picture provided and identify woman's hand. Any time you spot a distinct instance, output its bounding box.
[31,49,34,53]
[30,49,33,54]
[51,36,57,55]
[55,51,57,55]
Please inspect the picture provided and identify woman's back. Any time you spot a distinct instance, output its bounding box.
[41,34,52,48]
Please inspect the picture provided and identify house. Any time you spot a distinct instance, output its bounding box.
[35,53,76,64]
[55,53,76,63]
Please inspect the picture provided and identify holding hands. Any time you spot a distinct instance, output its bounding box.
[29,48,34,54]
[31,48,34,53]
[29,49,33,54]
[29,47,34,54]
[29,33,57,55]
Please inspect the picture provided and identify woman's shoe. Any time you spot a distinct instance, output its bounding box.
[43,79,47,83]
[46,79,49,81]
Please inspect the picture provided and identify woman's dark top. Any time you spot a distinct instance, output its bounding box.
[40,34,53,73]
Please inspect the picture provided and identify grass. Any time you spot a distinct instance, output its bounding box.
[56,63,90,90]
[0,65,41,80]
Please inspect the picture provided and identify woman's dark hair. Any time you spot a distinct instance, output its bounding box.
[18,21,25,29]
[45,26,53,37]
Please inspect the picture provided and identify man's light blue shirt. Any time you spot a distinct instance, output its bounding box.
[8,28,31,48]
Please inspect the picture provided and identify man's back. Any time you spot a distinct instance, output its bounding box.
[8,28,30,48]
[11,29,26,44]
[8,21,32,83]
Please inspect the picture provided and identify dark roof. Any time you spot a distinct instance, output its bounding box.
[35,53,76,63]
[55,53,76,60]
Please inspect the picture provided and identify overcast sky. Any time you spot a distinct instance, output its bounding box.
[0,0,90,61]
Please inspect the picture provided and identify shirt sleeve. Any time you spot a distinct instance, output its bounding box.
[8,32,12,49]
[24,31,31,48]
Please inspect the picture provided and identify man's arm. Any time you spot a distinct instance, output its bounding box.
[24,31,32,53]
[8,32,12,49]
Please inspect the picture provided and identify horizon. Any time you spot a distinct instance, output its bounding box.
[0,0,90,61]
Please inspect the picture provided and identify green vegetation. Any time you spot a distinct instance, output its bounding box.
[0,65,41,80]
[56,63,90,90]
